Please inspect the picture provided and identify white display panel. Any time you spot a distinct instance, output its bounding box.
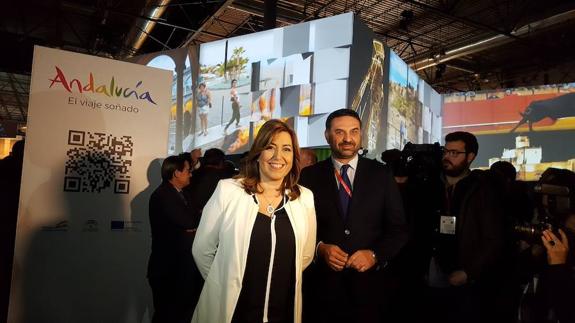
[10,46,172,323]
[309,12,354,51]
[313,47,350,84]
[314,80,348,114]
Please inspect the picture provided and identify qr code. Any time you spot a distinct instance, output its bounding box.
[64,130,133,194]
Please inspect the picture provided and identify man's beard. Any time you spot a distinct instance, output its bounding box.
[330,140,359,159]
[443,160,469,177]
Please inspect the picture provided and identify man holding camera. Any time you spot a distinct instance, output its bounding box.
[423,131,505,323]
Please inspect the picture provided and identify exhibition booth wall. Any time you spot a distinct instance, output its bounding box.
[133,12,442,160]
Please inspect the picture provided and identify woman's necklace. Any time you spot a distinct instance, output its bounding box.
[259,193,281,215]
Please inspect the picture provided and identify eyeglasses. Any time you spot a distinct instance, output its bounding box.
[442,149,467,157]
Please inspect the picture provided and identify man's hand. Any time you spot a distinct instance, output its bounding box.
[345,250,376,272]
[318,243,348,271]
[541,229,569,265]
[448,270,468,286]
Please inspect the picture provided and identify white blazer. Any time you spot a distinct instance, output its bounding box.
[191,178,317,323]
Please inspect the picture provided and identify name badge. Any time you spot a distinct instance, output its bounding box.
[440,216,456,235]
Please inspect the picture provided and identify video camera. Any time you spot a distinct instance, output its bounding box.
[398,142,443,183]
[514,168,575,243]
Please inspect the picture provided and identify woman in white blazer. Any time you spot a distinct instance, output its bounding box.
[192,119,316,323]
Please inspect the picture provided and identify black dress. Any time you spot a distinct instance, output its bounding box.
[232,200,296,323]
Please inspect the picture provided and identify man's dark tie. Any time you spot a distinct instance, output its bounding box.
[338,164,352,220]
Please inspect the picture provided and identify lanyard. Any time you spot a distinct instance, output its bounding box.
[334,168,352,198]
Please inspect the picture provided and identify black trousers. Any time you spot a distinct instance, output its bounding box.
[304,266,383,323]
[149,273,201,323]
[424,282,502,323]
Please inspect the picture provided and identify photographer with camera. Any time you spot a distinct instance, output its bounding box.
[516,168,575,323]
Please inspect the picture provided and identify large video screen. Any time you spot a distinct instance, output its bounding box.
[443,83,575,180]
[192,13,356,153]
[386,51,442,150]
[144,13,444,160]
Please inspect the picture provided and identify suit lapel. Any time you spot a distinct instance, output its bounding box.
[319,158,345,221]
[169,184,189,208]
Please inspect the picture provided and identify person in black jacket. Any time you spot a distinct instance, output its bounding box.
[147,155,201,323]
[185,148,234,213]
[299,109,408,323]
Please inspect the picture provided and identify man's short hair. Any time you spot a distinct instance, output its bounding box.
[325,108,362,130]
[445,131,478,155]
[490,161,516,182]
[203,148,225,166]
[161,155,187,182]
[11,140,25,157]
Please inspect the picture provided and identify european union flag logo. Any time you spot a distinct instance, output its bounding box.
[111,220,125,230]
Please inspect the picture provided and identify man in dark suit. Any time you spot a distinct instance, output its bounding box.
[185,148,235,213]
[300,109,408,323]
[148,155,201,323]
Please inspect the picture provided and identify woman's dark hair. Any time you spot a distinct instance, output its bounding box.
[237,119,301,200]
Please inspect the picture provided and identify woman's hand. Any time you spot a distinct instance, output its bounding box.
[541,229,569,265]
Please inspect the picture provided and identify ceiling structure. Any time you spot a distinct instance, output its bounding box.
[2,0,575,124]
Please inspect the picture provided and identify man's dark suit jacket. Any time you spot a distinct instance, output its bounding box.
[147,181,202,323]
[148,182,199,279]
[450,170,505,282]
[299,157,408,322]
[185,165,234,213]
